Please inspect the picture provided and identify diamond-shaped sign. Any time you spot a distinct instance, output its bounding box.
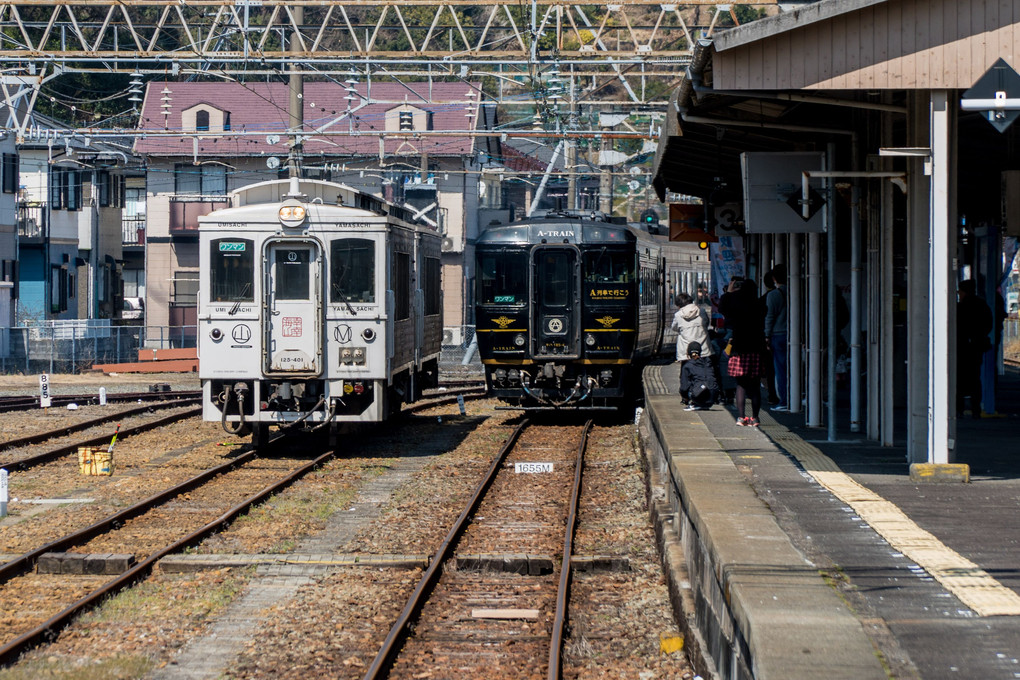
[785,188,825,222]
[963,58,1020,133]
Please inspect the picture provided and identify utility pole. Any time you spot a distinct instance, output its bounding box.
[599,125,612,214]
[567,78,577,210]
[288,6,303,179]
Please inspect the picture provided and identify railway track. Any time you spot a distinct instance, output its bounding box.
[0,390,201,414]
[365,418,593,680]
[0,398,201,465]
[0,403,201,473]
[0,389,489,667]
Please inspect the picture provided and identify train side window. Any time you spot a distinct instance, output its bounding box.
[210,238,254,303]
[583,249,634,283]
[478,250,527,305]
[393,252,410,320]
[424,256,441,316]
[276,249,310,300]
[330,238,375,304]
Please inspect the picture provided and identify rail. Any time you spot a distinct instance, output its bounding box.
[0,388,491,667]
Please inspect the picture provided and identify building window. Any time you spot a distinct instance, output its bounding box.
[195,110,210,131]
[122,267,144,298]
[49,168,82,211]
[172,271,200,306]
[50,265,71,313]
[399,110,414,131]
[224,112,231,131]
[2,153,18,194]
[97,171,112,207]
[174,164,227,195]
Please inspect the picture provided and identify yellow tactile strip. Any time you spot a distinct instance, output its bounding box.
[762,420,1020,617]
[644,365,669,396]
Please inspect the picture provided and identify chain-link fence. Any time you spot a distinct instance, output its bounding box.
[439,325,483,382]
[0,320,485,378]
[1005,318,1020,360]
[0,321,193,375]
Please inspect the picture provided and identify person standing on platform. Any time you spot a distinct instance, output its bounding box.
[764,264,789,411]
[956,278,993,418]
[672,292,713,366]
[759,271,780,407]
[720,277,766,427]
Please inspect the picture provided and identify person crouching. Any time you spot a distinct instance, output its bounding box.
[680,341,719,411]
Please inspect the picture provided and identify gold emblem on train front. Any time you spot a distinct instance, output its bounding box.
[492,315,515,329]
[595,315,620,328]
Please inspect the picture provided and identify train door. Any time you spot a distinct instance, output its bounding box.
[532,247,580,358]
[263,239,322,375]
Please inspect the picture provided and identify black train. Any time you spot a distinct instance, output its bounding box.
[475,210,683,409]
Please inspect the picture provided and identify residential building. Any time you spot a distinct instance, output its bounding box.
[15,117,137,325]
[0,129,17,355]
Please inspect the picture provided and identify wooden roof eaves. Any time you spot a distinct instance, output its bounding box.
[713,0,890,52]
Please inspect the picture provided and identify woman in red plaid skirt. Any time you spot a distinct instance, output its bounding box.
[719,278,767,427]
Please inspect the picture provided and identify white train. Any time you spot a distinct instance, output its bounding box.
[198,178,442,447]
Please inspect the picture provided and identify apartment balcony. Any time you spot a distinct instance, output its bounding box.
[16,202,47,240]
[169,196,229,235]
[122,216,146,245]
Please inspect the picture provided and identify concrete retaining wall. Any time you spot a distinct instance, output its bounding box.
[639,393,886,680]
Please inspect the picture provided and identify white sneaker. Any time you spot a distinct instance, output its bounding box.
[772,405,789,412]
[684,404,698,411]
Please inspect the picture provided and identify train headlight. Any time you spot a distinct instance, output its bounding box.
[585,333,596,347]
[278,201,308,227]
[362,328,376,342]
[210,328,223,341]
[513,334,526,347]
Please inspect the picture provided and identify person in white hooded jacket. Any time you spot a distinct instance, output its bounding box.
[671,292,713,363]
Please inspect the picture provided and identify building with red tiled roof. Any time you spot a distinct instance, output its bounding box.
[134,80,504,345]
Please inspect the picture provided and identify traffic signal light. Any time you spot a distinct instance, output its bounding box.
[640,208,659,225]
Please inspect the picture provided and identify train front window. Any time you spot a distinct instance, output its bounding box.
[210,239,254,303]
[583,249,634,283]
[276,249,310,300]
[478,250,527,305]
[330,238,375,304]
[540,251,571,307]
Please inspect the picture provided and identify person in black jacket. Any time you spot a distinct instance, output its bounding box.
[957,278,993,418]
[719,277,767,426]
[680,341,719,410]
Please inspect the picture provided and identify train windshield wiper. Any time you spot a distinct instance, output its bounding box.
[332,284,358,316]
[228,283,252,315]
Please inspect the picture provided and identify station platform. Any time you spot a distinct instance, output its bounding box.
[640,361,1020,680]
